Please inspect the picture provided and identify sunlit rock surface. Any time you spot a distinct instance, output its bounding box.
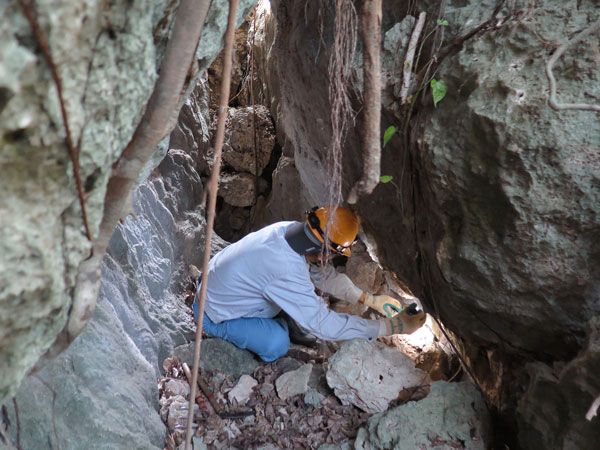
[326,339,428,414]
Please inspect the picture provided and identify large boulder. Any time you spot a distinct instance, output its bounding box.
[268,1,599,447]
[516,315,600,449]
[354,381,492,450]
[3,149,218,448]
[0,0,258,404]
[221,105,276,176]
[326,339,428,414]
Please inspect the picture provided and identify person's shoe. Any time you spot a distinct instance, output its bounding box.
[278,311,318,348]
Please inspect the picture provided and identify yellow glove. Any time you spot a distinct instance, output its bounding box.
[382,303,426,335]
[363,293,404,317]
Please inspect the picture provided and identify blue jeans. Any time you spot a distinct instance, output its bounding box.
[193,301,290,362]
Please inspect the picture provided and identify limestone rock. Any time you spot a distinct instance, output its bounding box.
[268,1,599,446]
[221,105,276,175]
[165,379,191,399]
[0,0,257,405]
[219,172,268,207]
[2,144,211,448]
[169,76,212,174]
[228,374,258,405]
[516,316,600,450]
[354,381,491,450]
[251,156,315,229]
[276,363,313,400]
[207,18,251,110]
[200,338,259,381]
[304,389,324,406]
[344,246,384,295]
[326,339,428,413]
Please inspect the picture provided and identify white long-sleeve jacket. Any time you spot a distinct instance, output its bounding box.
[203,221,382,341]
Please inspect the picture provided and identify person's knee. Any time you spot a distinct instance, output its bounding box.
[259,329,290,362]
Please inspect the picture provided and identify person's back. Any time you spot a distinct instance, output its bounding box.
[204,221,305,323]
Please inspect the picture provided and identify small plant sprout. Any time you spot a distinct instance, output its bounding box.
[380,175,393,183]
[383,126,397,147]
[430,78,447,108]
[436,19,449,26]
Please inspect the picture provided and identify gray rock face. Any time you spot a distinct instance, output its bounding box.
[4,148,209,449]
[326,340,428,414]
[516,315,600,450]
[0,0,173,406]
[222,105,276,176]
[268,1,599,447]
[219,172,268,207]
[354,381,491,450]
[418,0,600,359]
[0,0,258,404]
[251,156,316,230]
[169,76,213,173]
[275,363,313,400]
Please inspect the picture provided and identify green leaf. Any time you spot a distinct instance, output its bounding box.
[383,126,397,147]
[436,19,449,26]
[380,175,393,183]
[430,78,447,108]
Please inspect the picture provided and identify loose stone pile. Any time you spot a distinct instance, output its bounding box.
[158,335,490,450]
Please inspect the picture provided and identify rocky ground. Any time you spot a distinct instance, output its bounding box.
[158,287,489,450]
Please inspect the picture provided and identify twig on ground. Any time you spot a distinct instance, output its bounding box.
[545,17,600,112]
[182,363,217,416]
[347,0,382,204]
[185,1,239,448]
[17,0,91,242]
[400,12,426,104]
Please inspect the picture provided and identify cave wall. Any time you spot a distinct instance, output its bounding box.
[0,0,257,405]
[268,0,599,447]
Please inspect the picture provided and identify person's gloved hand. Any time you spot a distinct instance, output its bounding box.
[363,293,404,317]
[382,303,426,335]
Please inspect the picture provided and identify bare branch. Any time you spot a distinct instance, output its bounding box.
[347,0,382,204]
[17,0,91,242]
[184,0,239,448]
[400,12,426,104]
[546,18,600,113]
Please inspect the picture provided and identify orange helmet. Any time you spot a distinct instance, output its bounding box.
[305,206,359,257]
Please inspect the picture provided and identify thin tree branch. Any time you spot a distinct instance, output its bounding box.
[347,0,382,204]
[400,12,426,104]
[546,18,600,113]
[17,0,91,242]
[184,0,239,448]
[45,0,212,359]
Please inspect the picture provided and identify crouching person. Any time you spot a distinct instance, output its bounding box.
[192,206,426,362]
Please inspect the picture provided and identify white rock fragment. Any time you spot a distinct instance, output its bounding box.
[326,339,428,413]
[164,379,191,398]
[227,374,258,405]
[275,363,313,400]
